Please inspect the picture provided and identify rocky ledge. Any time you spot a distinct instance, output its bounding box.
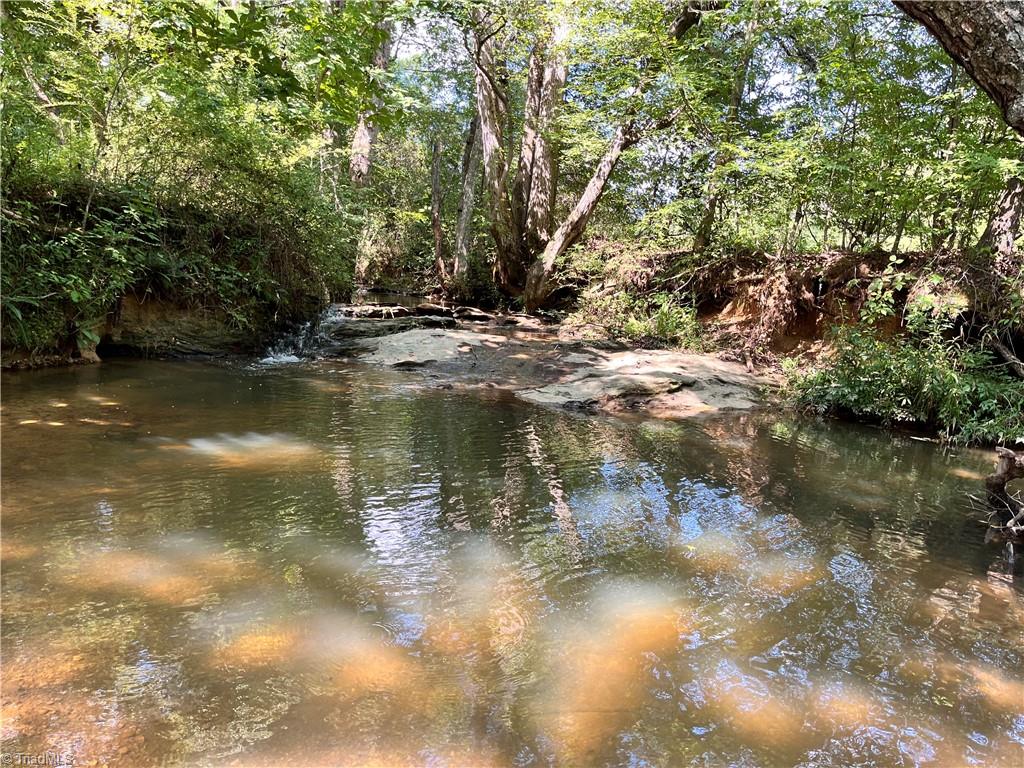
[335,309,776,421]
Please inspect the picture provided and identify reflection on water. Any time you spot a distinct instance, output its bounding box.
[2,359,1022,767]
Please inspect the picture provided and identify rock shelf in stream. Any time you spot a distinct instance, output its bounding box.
[343,313,775,420]
[324,314,456,341]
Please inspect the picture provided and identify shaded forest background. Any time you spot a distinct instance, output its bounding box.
[1,0,1021,440]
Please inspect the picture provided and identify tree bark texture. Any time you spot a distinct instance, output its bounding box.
[514,20,569,256]
[349,25,393,186]
[453,113,482,292]
[522,124,640,310]
[978,175,1023,262]
[471,11,522,294]
[894,1,1024,136]
[431,138,448,286]
[520,2,722,309]
[986,447,1024,527]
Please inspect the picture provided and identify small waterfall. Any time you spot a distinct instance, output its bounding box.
[258,320,318,364]
[258,298,429,364]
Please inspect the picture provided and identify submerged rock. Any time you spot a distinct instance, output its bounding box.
[542,583,688,762]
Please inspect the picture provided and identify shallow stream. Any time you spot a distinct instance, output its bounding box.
[2,358,1022,766]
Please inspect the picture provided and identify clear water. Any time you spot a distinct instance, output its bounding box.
[2,359,1022,767]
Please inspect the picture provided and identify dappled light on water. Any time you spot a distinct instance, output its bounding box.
[2,360,1022,766]
[163,432,322,469]
[539,584,689,763]
[696,661,809,757]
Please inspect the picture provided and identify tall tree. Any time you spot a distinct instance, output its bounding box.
[521,1,724,310]
[470,8,520,292]
[979,176,1024,262]
[693,7,761,252]
[468,0,722,308]
[514,18,570,257]
[897,0,1023,314]
[453,113,483,293]
[431,137,449,285]
[350,23,394,186]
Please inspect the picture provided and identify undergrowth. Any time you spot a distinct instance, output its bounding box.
[788,326,1024,445]
[567,290,705,348]
[1,182,353,353]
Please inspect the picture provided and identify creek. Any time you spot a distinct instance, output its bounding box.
[2,355,1022,766]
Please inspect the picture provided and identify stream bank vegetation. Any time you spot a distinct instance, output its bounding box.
[2,0,1022,442]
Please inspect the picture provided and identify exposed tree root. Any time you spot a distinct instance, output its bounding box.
[986,447,1024,531]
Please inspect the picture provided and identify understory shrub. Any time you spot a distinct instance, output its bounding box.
[790,326,1024,444]
[568,290,704,349]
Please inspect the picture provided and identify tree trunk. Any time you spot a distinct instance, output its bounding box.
[21,62,66,144]
[978,175,1023,261]
[513,21,569,256]
[522,124,640,310]
[978,175,1023,318]
[349,115,378,186]
[894,1,1024,136]
[992,337,1024,379]
[471,12,522,294]
[431,138,448,287]
[471,3,722,306]
[928,67,962,250]
[519,2,722,310]
[453,113,482,293]
[349,25,393,186]
[986,447,1024,527]
[898,2,1024,325]
[321,124,345,211]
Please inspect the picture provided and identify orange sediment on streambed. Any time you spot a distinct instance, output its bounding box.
[965,663,1024,714]
[59,550,210,606]
[697,664,809,754]
[808,681,882,733]
[329,643,421,694]
[170,433,321,469]
[542,587,689,762]
[676,531,751,577]
[210,624,305,670]
[1,539,41,564]
[746,553,822,596]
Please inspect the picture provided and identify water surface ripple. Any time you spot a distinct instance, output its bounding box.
[2,359,1022,767]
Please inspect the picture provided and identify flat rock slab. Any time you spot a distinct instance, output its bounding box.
[325,315,455,341]
[453,306,496,322]
[341,304,412,319]
[415,302,453,317]
[519,371,695,407]
[351,324,775,420]
[359,328,509,367]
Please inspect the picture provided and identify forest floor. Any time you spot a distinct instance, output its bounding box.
[333,311,776,421]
